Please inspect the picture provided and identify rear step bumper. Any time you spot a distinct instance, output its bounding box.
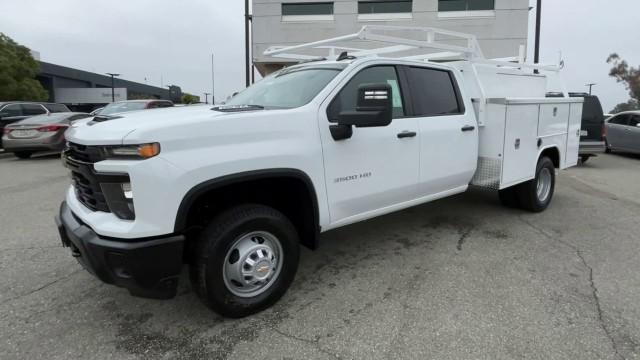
[55,201,185,299]
[579,141,606,155]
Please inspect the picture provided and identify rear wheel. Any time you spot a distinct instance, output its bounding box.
[516,156,556,212]
[190,204,300,318]
[14,151,32,159]
[605,140,612,153]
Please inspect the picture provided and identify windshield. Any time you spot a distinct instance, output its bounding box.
[224,67,342,109]
[101,102,148,115]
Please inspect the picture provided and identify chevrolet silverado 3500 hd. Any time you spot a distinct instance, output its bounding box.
[55,27,583,317]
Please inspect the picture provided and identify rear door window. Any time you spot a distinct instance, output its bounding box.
[21,104,47,116]
[44,103,71,112]
[405,66,464,117]
[609,115,630,126]
[1,104,23,117]
[581,97,604,124]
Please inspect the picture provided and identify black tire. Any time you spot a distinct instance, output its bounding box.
[498,185,520,208]
[516,156,556,213]
[190,204,300,318]
[14,151,32,159]
[605,140,611,153]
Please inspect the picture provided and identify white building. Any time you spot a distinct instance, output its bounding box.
[252,0,530,75]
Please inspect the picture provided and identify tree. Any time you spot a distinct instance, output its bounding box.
[610,99,640,114]
[181,93,199,104]
[0,33,48,101]
[607,53,640,113]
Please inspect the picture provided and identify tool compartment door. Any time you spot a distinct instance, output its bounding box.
[501,104,539,187]
[565,102,583,167]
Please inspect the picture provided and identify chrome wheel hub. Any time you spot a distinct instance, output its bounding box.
[536,167,552,202]
[223,231,283,298]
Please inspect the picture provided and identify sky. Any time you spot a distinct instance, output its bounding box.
[1,0,638,111]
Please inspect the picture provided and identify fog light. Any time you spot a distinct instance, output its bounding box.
[122,183,133,199]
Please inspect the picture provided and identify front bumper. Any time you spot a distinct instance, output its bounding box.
[579,141,606,155]
[55,201,185,299]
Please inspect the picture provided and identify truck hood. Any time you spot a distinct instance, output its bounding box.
[65,105,228,145]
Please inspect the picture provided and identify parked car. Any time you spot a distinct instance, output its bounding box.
[547,92,606,163]
[605,111,640,155]
[98,100,174,116]
[2,112,90,159]
[0,102,71,148]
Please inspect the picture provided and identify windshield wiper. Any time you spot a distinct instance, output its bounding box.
[212,104,265,112]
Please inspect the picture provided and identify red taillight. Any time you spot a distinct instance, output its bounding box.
[37,125,67,132]
[2,128,11,135]
[602,123,606,140]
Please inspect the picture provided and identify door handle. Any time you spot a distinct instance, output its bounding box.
[397,131,417,139]
[461,125,476,132]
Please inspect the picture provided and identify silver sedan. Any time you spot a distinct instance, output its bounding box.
[605,111,640,155]
[1,112,90,159]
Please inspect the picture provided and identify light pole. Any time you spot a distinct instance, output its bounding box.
[245,0,252,87]
[534,0,542,65]
[204,92,211,104]
[586,83,597,95]
[211,53,216,105]
[106,73,120,102]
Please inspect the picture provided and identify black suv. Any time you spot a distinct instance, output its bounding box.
[547,93,606,163]
[0,102,71,148]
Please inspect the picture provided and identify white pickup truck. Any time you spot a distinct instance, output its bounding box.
[55,27,583,318]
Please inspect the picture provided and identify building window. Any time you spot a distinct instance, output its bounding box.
[358,0,412,14]
[282,2,333,15]
[438,0,494,12]
[357,0,412,21]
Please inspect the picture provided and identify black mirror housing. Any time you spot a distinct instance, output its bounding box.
[337,83,393,128]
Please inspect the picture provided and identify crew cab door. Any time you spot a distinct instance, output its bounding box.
[401,65,478,195]
[318,65,420,225]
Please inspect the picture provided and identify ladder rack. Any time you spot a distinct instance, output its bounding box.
[264,25,569,127]
[263,25,561,72]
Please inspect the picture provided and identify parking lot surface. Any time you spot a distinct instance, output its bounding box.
[1,153,639,360]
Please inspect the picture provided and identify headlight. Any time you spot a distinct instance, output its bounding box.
[103,143,160,159]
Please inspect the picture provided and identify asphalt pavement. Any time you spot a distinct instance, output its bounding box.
[1,153,639,360]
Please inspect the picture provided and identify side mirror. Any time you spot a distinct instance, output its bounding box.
[330,83,393,141]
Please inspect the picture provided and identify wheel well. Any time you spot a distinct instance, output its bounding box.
[176,170,319,252]
[540,147,560,168]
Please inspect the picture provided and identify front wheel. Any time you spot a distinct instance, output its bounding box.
[516,156,556,212]
[190,204,300,318]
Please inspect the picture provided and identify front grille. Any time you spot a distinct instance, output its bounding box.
[67,142,105,163]
[65,157,110,212]
[71,171,109,212]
